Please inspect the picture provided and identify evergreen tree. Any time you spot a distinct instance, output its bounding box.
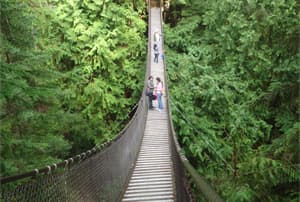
[165,0,299,201]
[0,0,71,176]
[47,0,146,151]
[0,0,146,177]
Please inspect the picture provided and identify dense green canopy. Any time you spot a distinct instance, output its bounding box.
[1,0,299,201]
[165,0,299,201]
[0,0,146,177]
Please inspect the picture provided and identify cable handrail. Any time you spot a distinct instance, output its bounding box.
[158,0,224,201]
[0,0,152,191]
[1,2,151,201]
[170,100,234,172]
[0,103,140,184]
[1,2,224,202]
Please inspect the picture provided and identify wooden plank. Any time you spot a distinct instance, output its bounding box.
[121,6,175,202]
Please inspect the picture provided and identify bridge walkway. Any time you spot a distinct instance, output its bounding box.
[121,7,176,202]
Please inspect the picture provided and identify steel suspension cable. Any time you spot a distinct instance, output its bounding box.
[169,99,234,172]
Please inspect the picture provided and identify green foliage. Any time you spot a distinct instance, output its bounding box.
[0,0,71,176]
[165,0,299,201]
[48,0,146,144]
[0,0,146,177]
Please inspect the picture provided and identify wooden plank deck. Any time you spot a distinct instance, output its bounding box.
[121,7,175,202]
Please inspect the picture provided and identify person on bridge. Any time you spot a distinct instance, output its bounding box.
[153,31,161,43]
[147,76,155,110]
[155,77,164,112]
[153,44,159,63]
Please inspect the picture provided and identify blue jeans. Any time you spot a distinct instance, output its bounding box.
[157,92,163,110]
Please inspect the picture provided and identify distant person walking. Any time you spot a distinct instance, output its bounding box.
[153,44,159,63]
[147,76,154,110]
[155,77,163,111]
[153,31,161,43]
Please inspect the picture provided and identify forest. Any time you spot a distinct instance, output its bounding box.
[0,0,299,201]
[0,0,146,177]
[164,0,299,201]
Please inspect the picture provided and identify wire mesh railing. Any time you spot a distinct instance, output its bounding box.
[0,97,147,202]
[157,1,224,201]
[0,1,224,201]
[0,2,154,201]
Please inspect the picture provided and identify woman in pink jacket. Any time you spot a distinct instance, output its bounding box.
[155,77,163,111]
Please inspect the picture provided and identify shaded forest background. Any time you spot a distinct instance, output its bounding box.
[1,0,299,201]
[0,0,147,177]
[164,0,299,201]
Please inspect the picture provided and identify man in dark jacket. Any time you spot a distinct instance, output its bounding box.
[147,76,155,109]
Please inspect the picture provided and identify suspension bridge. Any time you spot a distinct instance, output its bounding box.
[0,1,223,201]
